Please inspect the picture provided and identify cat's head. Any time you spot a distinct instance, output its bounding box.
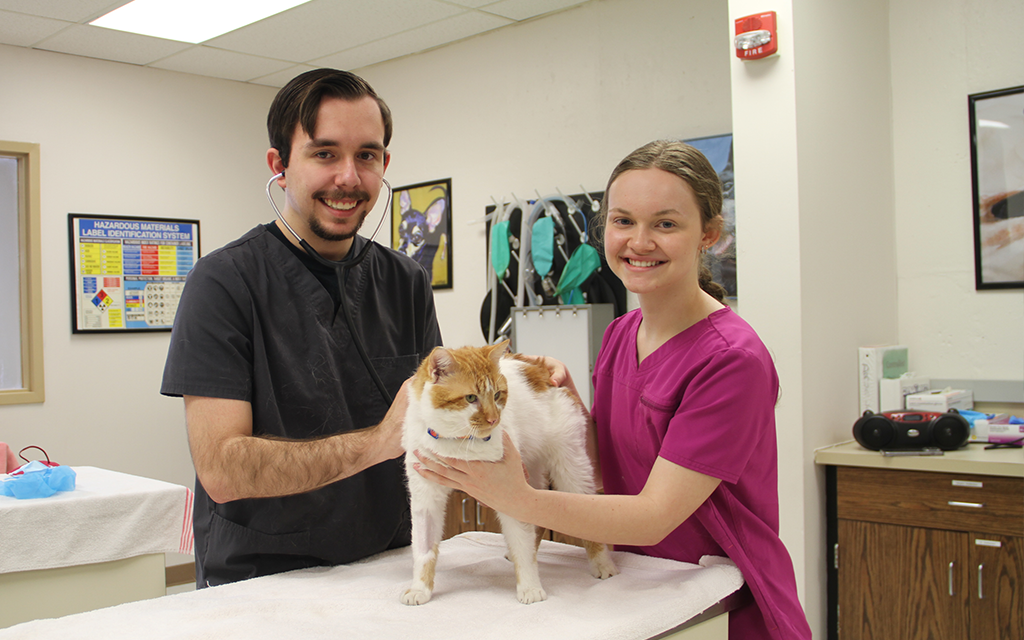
[412,341,510,442]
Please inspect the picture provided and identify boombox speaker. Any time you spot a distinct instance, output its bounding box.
[853,409,970,451]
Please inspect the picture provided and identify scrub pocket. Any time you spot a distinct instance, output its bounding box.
[202,511,312,585]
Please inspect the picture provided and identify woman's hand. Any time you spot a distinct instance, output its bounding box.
[413,432,532,518]
[524,355,584,402]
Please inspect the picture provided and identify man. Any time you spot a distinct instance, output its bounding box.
[162,69,442,587]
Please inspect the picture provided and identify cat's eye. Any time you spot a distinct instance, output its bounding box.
[494,391,502,400]
[465,394,477,403]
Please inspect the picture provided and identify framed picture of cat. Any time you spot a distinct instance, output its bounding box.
[391,178,453,289]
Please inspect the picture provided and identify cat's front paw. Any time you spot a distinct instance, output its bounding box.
[400,587,433,605]
[590,556,619,579]
[516,585,547,604]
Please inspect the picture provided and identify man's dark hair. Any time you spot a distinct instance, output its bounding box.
[267,68,393,168]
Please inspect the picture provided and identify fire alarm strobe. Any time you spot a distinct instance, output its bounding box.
[735,11,778,60]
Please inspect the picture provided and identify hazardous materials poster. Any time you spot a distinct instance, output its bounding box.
[69,214,200,332]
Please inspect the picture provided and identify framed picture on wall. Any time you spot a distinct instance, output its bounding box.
[684,134,736,299]
[68,213,200,332]
[968,85,1024,289]
[391,178,452,289]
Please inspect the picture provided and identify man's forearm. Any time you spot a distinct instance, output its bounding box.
[203,427,390,502]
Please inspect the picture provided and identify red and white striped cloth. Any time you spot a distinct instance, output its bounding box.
[0,466,193,574]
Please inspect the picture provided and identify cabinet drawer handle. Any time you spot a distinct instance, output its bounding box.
[476,502,484,527]
[978,564,984,600]
[947,501,984,508]
[948,562,955,596]
[461,497,470,524]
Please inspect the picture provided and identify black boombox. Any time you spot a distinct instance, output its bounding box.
[852,409,971,451]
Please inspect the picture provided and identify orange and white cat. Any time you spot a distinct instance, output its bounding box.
[400,341,617,605]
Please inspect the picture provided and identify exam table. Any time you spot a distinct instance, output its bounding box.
[0,466,193,628]
[0,531,745,640]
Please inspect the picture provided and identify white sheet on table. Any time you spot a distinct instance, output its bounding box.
[0,531,743,640]
[0,466,192,574]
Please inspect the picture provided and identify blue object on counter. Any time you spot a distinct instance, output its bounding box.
[959,409,1024,425]
[0,461,76,499]
[958,409,989,425]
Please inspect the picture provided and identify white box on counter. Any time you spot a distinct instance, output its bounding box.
[879,375,930,412]
[905,388,974,413]
[974,419,1024,444]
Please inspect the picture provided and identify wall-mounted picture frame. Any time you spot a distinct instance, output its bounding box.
[69,213,200,333]
[685,133,736,299]
[968,84,1024,289]
[391,178,452,289]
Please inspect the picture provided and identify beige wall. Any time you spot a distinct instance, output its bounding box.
[0,44,276,491]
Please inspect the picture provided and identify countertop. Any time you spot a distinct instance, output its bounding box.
[814,440,1023,478]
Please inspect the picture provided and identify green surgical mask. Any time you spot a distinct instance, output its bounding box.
[531,216,555,277]
[490,220,511,278]
[556,243,601,304]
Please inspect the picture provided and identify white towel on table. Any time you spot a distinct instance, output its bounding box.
[0,531,743,640]
[0,466,193,574]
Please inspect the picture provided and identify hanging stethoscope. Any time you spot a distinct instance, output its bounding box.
[265,172,395,406]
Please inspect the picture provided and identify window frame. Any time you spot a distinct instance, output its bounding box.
[0,140,44,405]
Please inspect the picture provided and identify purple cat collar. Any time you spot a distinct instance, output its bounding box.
[427,428,491,442]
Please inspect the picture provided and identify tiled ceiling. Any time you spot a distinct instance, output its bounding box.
[0,0,591,87]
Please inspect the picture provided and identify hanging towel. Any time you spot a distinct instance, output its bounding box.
[0,443,16,474]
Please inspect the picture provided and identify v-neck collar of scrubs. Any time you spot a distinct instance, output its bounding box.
[630,306,732,372]
[263,222,369,327]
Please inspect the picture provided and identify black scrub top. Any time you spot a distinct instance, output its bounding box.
[161,224,442,587]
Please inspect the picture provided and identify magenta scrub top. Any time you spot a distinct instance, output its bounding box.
[591,307,810,640]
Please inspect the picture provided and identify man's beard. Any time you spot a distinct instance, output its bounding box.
[308,189,371,242]
[308,209,368,242]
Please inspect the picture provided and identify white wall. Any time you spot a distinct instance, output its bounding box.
[0,44,277,490]
[891,0,1024,381]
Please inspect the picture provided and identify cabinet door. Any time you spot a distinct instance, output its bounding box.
[838,519,968,640]
[969,534,1023,639]
[442,491,502,538]
[471,498,502,533]
[443,490,473,539]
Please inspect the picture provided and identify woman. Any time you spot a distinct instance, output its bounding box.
[415,140,811,639]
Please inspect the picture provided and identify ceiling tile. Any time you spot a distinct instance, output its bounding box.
[444,0,501,7]
[149,46,296,83]
[314,10,511,70]
[480,0,589,21]
[0,0,130,22]
[249,64,319,89]
[34,24,191,65]
[1,0,595,85]
[204,0,465,63]
[0,10,71,47]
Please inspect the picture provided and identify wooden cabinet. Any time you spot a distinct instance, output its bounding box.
[441,490,586,548]
[829,465,1023,640]
[442,490,501,539]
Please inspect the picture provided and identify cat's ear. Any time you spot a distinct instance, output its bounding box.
[488,340,511,366]
[428,347,455,383]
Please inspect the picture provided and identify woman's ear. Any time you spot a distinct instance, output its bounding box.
[701,216,724,249]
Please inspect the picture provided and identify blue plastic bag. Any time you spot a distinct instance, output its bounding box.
[0,461,76,499]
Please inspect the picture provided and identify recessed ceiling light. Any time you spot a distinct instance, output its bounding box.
[90,0,312,44]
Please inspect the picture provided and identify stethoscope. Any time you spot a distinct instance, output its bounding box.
[265,172,394,406]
